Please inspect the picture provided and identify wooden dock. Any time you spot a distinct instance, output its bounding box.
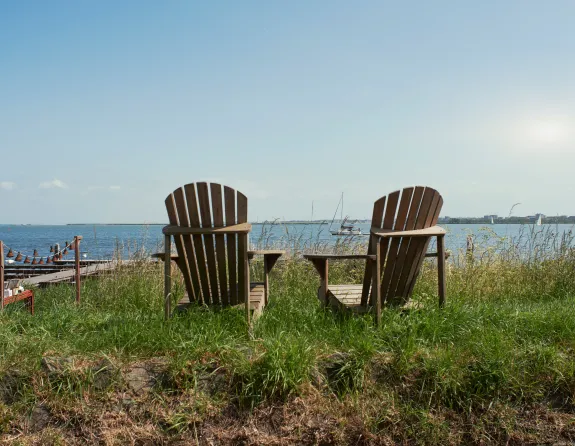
[22,261,119,286]
[4,260,119,286]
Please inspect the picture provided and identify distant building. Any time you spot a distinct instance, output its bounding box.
[483,214,498,219]
[527,213,545,222]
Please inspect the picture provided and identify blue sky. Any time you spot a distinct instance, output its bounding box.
[1,1,574,224]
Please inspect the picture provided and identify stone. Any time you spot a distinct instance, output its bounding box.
[28,405,51,433]
[309,367,326,390]
[0,369,27,404]
[369,353,395,383]
[125,366,155,394]
[196,364,229,396]
[91,358,118,391]
[41,356,73,376]
[123,358,169,395]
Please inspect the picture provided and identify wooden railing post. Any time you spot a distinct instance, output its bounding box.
[1,241,5,311]
[74,236,81,304]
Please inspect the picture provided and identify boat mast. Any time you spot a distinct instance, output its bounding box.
[329,193,343,230]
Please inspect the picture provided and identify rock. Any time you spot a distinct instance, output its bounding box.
[28,405,50,433]
[196,363,229,396]
[321,352,352,381]
[125,359,168,395]
[41,356,73,375]
[125,366,154,394]
[0,369,27,404]
[309,367,326,390]
[91,358,118,391]
[369,353,395,383]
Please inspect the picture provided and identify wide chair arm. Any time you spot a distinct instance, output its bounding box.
[370,225,446,238]
[247,250,285,305]
[247,249,284,274]
[162,223,252,235]
[303,254,376,261]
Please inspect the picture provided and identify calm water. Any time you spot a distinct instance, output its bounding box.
[0,223,573,261]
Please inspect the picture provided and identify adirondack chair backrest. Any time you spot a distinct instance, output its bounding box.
[361,186,443,306]
[165,182,249,306]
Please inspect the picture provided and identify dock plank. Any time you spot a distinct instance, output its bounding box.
[22,262,118,286]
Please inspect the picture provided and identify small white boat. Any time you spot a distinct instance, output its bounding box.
[490,216,494,225]
[330,217,363,236]
[329,194,362,236]
[536,214,542,226]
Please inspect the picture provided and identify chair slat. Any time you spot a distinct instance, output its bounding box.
[373,190,400,305]
[380,187,413,301]
[165,193,196,301]
[197,182,221,304]
[361,196,386,304]
[184,184,211,301]
[173,187,202,302]
[211,183,229,305]
[405,194,443,297]
[224,186,238,305]
[237,192,248,304]
[387,186,425,299]
[394,187,440,301]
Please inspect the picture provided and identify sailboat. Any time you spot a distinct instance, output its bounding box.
[329,193,362,236]
[490,216,494,225]
[536,214,542,226]
[331,216,362,236]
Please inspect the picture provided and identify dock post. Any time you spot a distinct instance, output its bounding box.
[1,241,4,311]
[74,236,82,304]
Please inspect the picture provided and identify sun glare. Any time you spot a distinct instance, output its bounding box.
[530,120,568,144]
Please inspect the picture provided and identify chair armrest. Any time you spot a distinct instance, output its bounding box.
[163,223,252,235]
[247,250,285,258]
[248,250,284,273]
[303,254,376,261]
[371,225,446,238]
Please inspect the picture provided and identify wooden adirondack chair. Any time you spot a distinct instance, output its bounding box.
[304,186,445,325]
[159,182,283,323]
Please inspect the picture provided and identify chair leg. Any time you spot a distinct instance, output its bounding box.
[164,235,172,320]
[437,235,446,307]
[372,256,381,326]
[264,256,270,306]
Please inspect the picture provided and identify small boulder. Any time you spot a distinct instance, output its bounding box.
[41,357,73,376]
[91,358,118,391]
[27,405,51,433]
[0,369,27,404]
[125,366,154,394]
[369,352,395,383]
[196,363,229,396]
[125,358,168,395]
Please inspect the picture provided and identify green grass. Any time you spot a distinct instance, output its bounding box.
[1,236,575,444]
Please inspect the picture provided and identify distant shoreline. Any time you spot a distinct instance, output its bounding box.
[56,219,574,226]
[1,220,573,226]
